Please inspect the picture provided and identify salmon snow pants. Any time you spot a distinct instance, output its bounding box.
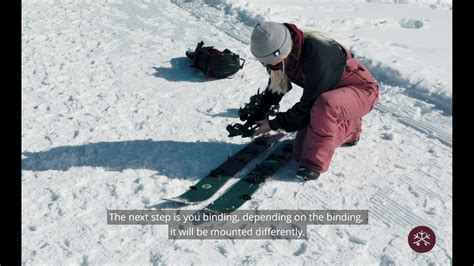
[293,46,379,173]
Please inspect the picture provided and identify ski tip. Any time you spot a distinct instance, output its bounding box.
[162,197,192,205]
[203,207,221,214]
[203,206,236,214]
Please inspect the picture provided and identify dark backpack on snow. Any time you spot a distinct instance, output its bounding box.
[186,41,245,79]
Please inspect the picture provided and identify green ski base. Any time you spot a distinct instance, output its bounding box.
[205,140,293,213]
[163,133,284,204]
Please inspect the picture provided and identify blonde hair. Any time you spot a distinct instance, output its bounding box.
[303,30,333,45]
[268,30,333,94]
[268,47,292,94]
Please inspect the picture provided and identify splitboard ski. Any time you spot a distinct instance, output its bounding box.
[163,133,284,204]
[205,139,293,213]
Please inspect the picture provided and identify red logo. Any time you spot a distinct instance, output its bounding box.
[408,226,436,253]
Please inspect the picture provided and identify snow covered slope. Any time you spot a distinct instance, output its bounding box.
[22,0,452,264]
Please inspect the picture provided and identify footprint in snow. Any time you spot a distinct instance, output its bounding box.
[399,19,424,29]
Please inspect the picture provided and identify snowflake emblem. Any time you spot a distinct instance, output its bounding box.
[413,230,431,246]
[408,226,436,253]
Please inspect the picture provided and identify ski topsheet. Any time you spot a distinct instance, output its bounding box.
[205,139,293,213]
[163,133,284,204]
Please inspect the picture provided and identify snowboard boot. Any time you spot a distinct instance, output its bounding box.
[296,167,321,182]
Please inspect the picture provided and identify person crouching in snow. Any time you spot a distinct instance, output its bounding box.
[249,21,379,181]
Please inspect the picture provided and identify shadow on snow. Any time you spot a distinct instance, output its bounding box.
[22,139,243,180]
[152,57,205,82]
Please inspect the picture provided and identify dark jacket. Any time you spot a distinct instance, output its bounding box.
[264,25,347,132]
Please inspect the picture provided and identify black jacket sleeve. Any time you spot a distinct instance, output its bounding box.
[268,39,346,132]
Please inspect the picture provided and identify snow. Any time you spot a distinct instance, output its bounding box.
[22,0,451,264]
[203,0,452,113]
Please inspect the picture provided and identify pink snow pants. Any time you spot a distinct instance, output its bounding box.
[293,46,379,173]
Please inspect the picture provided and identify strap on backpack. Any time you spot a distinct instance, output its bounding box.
[239,58,246,69]
[192,41,205,67]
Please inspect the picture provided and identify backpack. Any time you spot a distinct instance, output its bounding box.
[186,41,245,79]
